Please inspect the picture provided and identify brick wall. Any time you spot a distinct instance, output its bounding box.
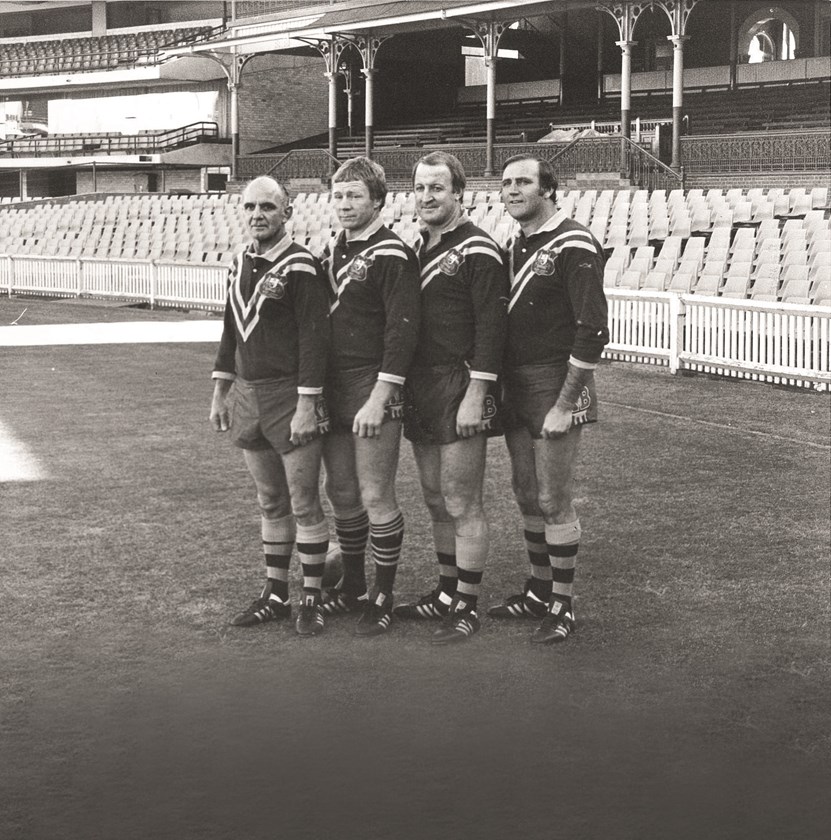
[238,53,328,154]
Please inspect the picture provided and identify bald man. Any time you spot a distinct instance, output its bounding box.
[211,176,332,637]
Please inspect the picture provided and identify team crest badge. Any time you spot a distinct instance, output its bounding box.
[439,248,465,276]
[532,248,556,276]
[347,254,374,282]
[260,269,288,299]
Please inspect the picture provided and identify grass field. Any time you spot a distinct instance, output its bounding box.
[1,297,829,840]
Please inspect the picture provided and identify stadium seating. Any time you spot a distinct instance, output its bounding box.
[0,187,828,306]
[0,26,214,77]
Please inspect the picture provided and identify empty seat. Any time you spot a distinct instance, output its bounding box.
[780,279,812,302]
[692,274,721,296]
[642,270,669,291]
[721,275,750,299]
[667,271,695,294]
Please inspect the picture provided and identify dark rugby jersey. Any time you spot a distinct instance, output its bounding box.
[413,217,508,380]
[212,233,329,393]
[320,218,420,385]
[505,211,609,368]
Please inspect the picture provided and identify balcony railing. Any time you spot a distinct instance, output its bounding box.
[681,129,831,174]
[0,122,222,159]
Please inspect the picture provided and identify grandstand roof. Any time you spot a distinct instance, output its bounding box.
[173,0,580,55]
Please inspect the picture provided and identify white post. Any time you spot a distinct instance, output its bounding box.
[669,35,689,170]
[669,293,686,374]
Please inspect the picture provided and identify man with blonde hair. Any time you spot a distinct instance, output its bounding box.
[319,157,421,636]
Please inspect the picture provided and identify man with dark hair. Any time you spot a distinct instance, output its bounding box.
[210,176,332,637]
[395,151,508,644]
[489,154,609,644]
[319,156,421,637]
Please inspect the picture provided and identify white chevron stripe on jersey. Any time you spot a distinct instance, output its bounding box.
[328,240,410,313]
[229,252,317,341]
[419,236,503,291]
[507,234,599,313]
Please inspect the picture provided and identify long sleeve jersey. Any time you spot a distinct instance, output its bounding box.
[320,218,421,386]
[505,210,609,368]
[212,233,330,393]
[413,217,508,381]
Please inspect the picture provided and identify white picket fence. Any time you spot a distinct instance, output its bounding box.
[2,255,829,390]
[0,255,227,310]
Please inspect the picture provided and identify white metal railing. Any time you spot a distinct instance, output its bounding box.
[2,257,829,390]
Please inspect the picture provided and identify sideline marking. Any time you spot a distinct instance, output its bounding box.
[0,419,46,482]
[0,320,222,346]
[606,400,831,451]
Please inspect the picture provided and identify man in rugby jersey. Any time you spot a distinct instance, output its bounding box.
[394,151,508,645]
[210,176,331,638]
[488,155,609,644]
[319,157,421,637]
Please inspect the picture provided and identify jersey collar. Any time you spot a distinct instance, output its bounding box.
[521,208,569,241]
[340,214,386,245]
[418,209,470,245]
[245,232,293,262]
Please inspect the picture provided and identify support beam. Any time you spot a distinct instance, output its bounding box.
[362,67,375,158]
[325,70,339,163]
[349,34,390,160]
[729,1,738,90]
[297,37,349,164]
[668,34,689,170]
[459,18,511,177]
[617,39,635,142]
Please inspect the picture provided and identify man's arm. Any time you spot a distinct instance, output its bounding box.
[458,245,509,438]
[291,254,330,445]
[353,245,421,438]
[210,266,238,431]
[542,244,608,438]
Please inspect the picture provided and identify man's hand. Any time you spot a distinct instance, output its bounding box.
[456,378,489,439]
[290,395,319,446]
[541,404,573,439]
[209,380,233,432]
[353,380,398,438]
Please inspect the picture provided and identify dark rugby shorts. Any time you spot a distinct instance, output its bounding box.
[403,364,502,446]
[231,377,330,453]
[502,363,598,439]
[325,365,404,433]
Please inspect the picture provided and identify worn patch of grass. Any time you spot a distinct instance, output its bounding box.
[1,298,829,840]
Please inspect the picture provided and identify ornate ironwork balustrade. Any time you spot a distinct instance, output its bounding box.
[681,129,831,173]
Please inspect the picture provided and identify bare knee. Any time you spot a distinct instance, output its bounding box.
[256,488,292,520]
[536,487,574,522]
[443,480,483,524]
[360,482,397,518]
[511,476,539,514]
[325,479,362,514]
[420,487,448,521]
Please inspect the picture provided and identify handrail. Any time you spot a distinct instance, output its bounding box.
[265,148,342,180]
[619,134,684,189]
[545,136,584,166]
[0,122,221,158]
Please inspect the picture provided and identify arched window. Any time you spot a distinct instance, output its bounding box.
[740,7,799,63]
